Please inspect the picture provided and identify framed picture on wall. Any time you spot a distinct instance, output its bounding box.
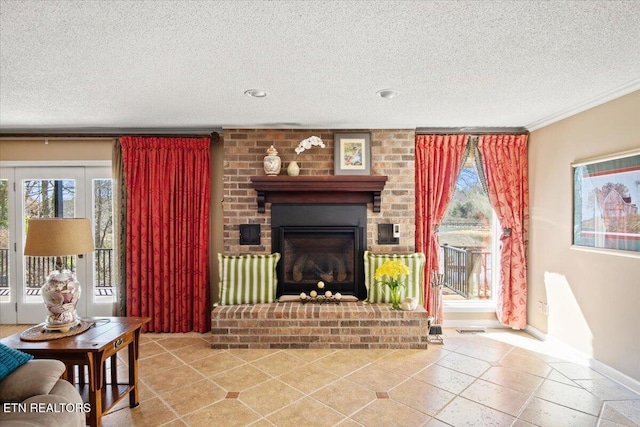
[572,148,640,255]
[334,132,371,175]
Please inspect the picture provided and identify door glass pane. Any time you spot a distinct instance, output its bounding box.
[438,156,495,301]
[0,180,9,303]
[93,179,115,303]
[23,179,76,303]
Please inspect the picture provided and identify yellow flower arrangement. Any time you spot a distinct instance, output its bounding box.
[374,259,409,309]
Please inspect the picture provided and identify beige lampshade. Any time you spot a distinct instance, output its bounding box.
[24,218,95,256]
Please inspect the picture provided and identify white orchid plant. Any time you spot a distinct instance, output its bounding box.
[294,136,325,155]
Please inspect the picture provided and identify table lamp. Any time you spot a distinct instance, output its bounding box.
[24,218,95,331]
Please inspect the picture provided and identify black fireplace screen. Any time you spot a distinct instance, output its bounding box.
[284,231,354,284]
[276,226,364,297]
[271,204,367,299]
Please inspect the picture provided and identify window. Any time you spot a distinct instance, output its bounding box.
[0,179,8,305]
[0,165,114,324]
[92,178,115,303]
[438,152,499,305]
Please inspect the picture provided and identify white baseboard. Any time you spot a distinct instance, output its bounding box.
[526,325,640,395]
[443,319,506,329]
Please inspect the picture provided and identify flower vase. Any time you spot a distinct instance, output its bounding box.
[389,287,402,310]
[287,160,300,176]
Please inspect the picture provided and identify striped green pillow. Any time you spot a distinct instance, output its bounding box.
[364,251,426,304]
[218,253,281,305]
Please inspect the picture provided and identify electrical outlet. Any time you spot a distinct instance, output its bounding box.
[537,301,549,315]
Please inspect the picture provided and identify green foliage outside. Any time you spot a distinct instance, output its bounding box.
[439,166,493,249]
[0,179,114,250]
[0,181,8,249]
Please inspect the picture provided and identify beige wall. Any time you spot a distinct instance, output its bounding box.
[210,137,225,305]
[528,90,640,381]
[0,138,113,160]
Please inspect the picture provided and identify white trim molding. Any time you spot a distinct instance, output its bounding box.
[526,78,640,131]
[570,244,640,259]
[526,324,640,395]
[444,301,496,313]
[443,319,506,329]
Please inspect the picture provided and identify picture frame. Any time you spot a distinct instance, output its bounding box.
[572,148,640,255]
[334,132,371,175]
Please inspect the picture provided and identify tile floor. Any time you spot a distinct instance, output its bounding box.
[1,325,638,426]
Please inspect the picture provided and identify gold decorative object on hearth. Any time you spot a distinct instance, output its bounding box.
[300,281,342,304]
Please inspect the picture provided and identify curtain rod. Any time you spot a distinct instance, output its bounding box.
[416,127,529,135]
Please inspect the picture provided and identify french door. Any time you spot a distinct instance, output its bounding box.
[0,164,114,324]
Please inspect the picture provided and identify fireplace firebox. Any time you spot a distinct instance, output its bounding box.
[271,204,367,299]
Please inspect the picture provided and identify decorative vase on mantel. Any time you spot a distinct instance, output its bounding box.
[287,160,300,176]
[263,145,281,175]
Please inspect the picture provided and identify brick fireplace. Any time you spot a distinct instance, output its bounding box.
[222,129,416,258]
[215,129,426,349]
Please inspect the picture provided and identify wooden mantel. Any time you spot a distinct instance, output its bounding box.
[250,175,388,213]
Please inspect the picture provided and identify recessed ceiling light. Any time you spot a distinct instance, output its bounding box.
[376,89,399,99]
[244,89,267,98]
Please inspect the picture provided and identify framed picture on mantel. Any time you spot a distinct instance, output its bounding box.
[334,132,371,175]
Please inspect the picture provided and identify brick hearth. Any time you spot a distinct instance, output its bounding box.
[211,302,429,349]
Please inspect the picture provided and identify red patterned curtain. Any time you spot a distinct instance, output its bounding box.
[415,134,469,315]
[121,136,211,332]
[478,134,529,329]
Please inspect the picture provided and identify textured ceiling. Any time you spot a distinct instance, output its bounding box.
[1,0,639,132]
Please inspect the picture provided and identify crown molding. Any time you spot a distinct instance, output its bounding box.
[526,78,640,131]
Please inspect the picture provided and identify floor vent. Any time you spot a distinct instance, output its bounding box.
[456,327,487,333]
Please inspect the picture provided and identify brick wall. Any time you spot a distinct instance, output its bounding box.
[222,129,416,255]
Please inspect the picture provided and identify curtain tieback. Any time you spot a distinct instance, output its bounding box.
[501,228,512,238]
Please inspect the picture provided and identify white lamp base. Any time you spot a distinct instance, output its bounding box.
[43,319,81,333]
[41,270,81,333]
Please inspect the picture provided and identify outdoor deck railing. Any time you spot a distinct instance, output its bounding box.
[441,244,492,299]
[0,248,7,286]
[0,248,113,289]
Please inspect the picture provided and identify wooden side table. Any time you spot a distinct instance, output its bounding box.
[1,317,150,427]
